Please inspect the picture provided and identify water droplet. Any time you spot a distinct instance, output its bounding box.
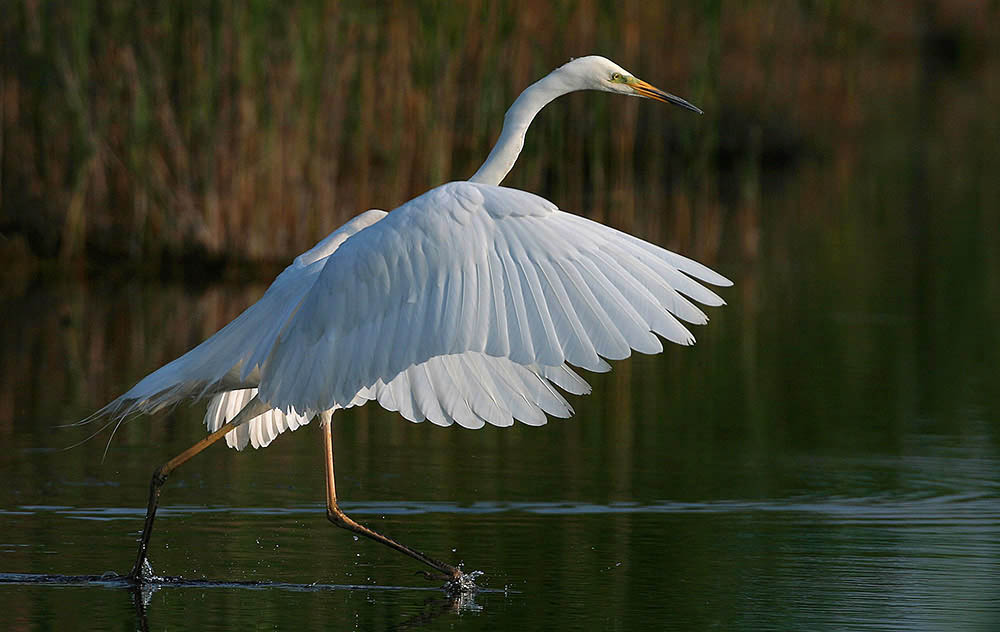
[353,535,359,541]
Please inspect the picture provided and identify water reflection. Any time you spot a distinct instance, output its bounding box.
[3,200,1000,629]
[2,46,999,632]
[0,571,487,632]
[1,264,998,628]
[10,493,999,523]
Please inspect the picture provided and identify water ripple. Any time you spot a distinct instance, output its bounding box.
[17,492,999,525]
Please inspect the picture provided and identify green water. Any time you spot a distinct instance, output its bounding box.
[2,148,999,629]
[3,14,1000,630]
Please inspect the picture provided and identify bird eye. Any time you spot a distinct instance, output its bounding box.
[611,72,623,82]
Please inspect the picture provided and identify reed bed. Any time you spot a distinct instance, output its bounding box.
[1,0,997,272]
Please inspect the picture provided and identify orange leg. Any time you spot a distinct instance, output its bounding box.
[321,419,462,582]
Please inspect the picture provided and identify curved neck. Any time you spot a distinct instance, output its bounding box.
[469,72,575,186]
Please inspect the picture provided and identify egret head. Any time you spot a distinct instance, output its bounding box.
[555,56,703,114]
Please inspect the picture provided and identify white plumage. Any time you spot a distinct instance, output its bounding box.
[90,56,730,451]
[94,54,734,588]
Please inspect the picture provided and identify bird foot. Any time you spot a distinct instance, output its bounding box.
[125,558,159,585]
[416,568,483,595]
[446,569,484,595]
[416,567,483,595]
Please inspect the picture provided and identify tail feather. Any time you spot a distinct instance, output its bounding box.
[204,388,315,451]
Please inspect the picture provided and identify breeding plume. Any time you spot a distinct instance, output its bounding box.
[88,55,731,589]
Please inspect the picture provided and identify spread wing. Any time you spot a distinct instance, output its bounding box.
[258,181,731,417]
[90,209,388,422]
[90,180,730,450]
[206,355,590,450]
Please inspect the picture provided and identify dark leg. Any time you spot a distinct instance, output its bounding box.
[321,420,462,582]
[127,396,268,583]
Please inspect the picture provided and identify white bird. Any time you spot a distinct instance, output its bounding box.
[87,55,731,589]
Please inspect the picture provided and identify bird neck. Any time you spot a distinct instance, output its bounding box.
[469,72,575,186]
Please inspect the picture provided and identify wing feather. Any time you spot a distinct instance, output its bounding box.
[95,179,729,449]
[534,257,607,372]
[484,249,511,358]
[205,388,314,451]
[574,256,664,355]
[260,181,728,416]
[91,210,388,422]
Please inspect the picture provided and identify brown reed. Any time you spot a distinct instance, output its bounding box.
[1,0,996,273]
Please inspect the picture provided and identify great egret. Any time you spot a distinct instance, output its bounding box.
[87,55,730,589]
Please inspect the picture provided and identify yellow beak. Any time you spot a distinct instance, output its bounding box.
[631,79,703,114]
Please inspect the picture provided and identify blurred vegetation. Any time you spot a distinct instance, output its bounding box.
[2,7,999,608]
[0,0,997,445]
[2,0,996,278]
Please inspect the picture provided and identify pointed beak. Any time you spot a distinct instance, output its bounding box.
[630,79,703,114]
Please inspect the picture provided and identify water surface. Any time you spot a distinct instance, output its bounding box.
[3,231,998,629]
[2,30,999,632]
